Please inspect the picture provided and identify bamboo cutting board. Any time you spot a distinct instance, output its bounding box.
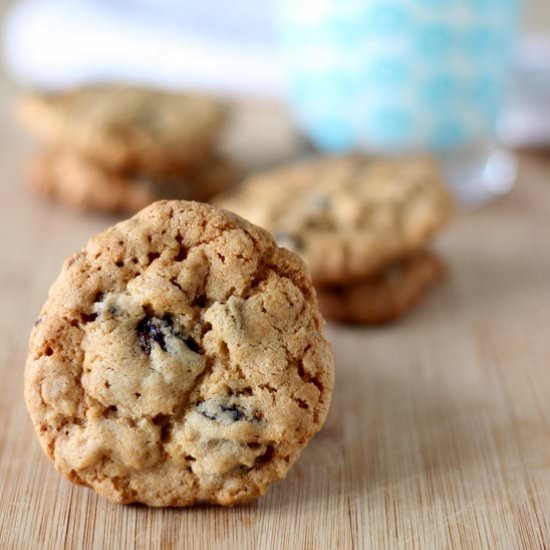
[1,92,550,549]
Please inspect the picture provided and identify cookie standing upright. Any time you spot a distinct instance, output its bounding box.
[25,201,334,506]
[217,156,452,285]
[18,86,226,174]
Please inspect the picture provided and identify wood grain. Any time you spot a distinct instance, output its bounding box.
[1,88,550,549]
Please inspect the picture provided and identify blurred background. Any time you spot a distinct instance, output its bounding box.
[1,0,550,200]
[1,1,549,93]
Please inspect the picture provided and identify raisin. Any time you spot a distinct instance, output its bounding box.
[81,312,98,324]
[136,316,168,354]
[173,329,201,353]
[220,404,245,422]
[136,313,200,355]
[198,401,246,423]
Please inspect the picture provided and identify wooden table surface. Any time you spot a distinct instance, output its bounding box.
[1,88,550,549]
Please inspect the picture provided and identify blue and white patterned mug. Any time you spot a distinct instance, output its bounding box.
[278,0,520,154]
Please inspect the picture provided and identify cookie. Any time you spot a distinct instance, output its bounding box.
[29,151,236,214]
[317,250,444,325]
[25,201,334,506]
[217,155,452,284]
[18,86,226,174]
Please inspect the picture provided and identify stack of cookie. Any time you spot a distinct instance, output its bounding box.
[217,155,452,324]
[18,86,235,214]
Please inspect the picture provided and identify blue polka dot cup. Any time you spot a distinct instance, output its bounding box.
[278,0,520,154]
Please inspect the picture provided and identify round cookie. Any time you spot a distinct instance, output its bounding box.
[217,155,452,284]
[25,201,333,506]
[29,150,236,214]
[18,86,226,174]
[317,250,444,325]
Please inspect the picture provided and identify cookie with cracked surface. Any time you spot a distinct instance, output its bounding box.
[25,200,334,506]
[29,150,236,214]
[216,155,452,284]
[18,86,226,174]
[317,250,444,325]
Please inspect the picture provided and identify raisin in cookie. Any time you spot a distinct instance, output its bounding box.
[317,250,444,325]
[29,150,236,214]
[18,86,225,174]
[217,156,452,284]
[25,201,334,506]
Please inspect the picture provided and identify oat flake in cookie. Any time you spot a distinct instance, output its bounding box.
[25,201,334,506]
